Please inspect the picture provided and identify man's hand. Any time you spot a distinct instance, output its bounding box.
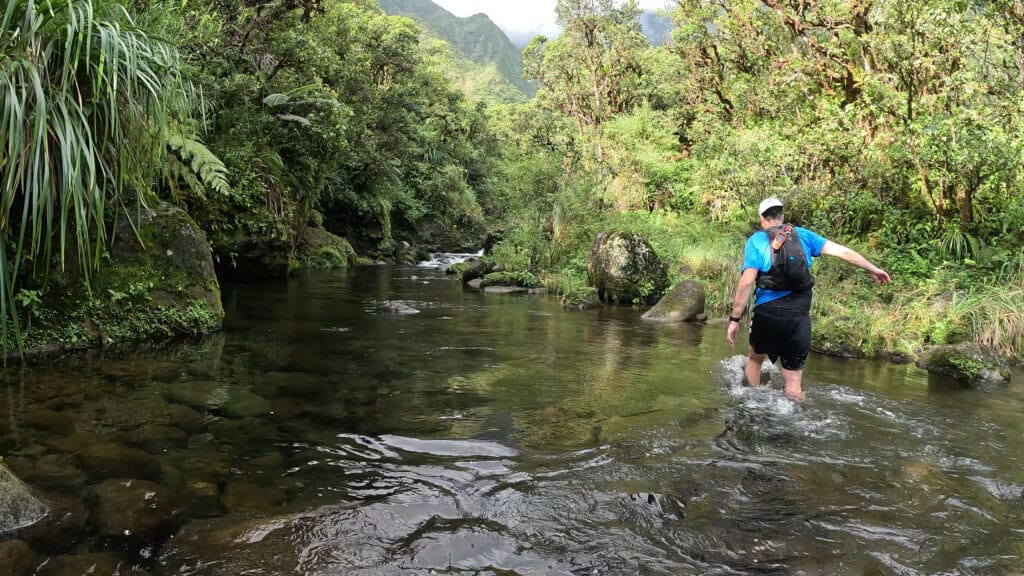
[871,268,892,284]
[727,320,739,346]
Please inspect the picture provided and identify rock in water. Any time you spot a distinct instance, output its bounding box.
[642,279,706,322]
[0,463,48,534]
[381,301,420,315]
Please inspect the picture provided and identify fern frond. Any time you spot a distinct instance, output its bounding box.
[167,133,231,196]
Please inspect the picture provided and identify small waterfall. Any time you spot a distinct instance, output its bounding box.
[416,250,483,268]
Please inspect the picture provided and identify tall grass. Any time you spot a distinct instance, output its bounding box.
[1,0,190,350]
[963,289,1024,361]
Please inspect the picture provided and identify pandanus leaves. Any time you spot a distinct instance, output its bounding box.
[0,0,192,352]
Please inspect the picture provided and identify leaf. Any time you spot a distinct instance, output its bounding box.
[275,113,311,126]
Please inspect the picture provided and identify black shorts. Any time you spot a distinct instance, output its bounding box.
[749,292,812,371]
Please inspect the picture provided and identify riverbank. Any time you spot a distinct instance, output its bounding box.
[497,209,1023,382]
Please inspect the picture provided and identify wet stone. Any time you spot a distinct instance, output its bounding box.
[21,409,76,435]
[126,425,188,453]
[185,481,225,519]
[75,442,163,481]
[15,491,89,554]
[4,454,85,494]
[91,478,180,537]
[221,389,272,419]
[163,381,227,410]
[34,551,152,576]
[0,463,48,534]
[164,403,205,432]
[221,480,287,513]
[0,539,37,576]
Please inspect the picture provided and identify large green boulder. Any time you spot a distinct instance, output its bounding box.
[587,231,669,305]
[7,202,223,360]
[296,226,356,269]
[641,279,706,322]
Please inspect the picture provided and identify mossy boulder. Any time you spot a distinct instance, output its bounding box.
[587,231,669,305]
[460,258,494,284]
[915,343,1011,386]
[641,279,706,322]
[394,240,418,266]
[296,226,356,270]
[6,202,223,361]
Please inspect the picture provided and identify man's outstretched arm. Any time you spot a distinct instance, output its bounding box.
[727,268,759,346]
[819,241,892,284]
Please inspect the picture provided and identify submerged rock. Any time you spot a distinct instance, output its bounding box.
[0,540,37,576]
[380,301,420,315]
[587,231,669,305]
[74,442,163,481]
[0,463,48,534]
[33,551,152,576]
[15,491,89,554]
[641,279,706,322]
[91,479,180,537]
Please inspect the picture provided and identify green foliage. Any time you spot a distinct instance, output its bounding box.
[525,0,653,128]
[1,0,193,351]
[489,216,548,273]
[480,271,540,288]
[164,128,231,201]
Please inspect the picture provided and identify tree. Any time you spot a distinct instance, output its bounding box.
[525,0,652,129]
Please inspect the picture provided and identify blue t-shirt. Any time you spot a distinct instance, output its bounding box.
[742,225,827,307]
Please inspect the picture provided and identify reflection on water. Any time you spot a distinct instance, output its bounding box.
[1,265,1022,575]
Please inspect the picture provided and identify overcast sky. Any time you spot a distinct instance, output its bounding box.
[432,0,671,44]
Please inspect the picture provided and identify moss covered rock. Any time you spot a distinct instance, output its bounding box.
[915,343,1011,386]
[6,203,223,361]
[587,231,668,305]
[296,226,356,270]
[641,279,706,322]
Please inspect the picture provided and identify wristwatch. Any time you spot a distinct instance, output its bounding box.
[729,315,742,323]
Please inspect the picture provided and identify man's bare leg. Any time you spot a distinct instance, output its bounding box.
[781,368,805,401]
[745,349,768,387]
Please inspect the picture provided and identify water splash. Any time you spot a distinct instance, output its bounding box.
[417,250,484,268]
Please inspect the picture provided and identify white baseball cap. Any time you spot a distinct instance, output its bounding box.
[758,197,783,216]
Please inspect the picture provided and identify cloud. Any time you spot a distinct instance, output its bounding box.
[432,0,670,40]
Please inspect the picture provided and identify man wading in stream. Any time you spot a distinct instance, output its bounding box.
[726,197,892,401]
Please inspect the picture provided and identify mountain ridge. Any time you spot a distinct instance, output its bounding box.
[377,0,533,96]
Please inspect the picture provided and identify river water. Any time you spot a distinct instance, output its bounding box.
[1,263,1022,575]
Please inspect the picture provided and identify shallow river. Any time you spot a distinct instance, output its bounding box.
[2,263,1022,575]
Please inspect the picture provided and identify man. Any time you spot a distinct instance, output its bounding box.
[726,197,892,400]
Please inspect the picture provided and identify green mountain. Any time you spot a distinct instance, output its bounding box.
[377,0,534,97]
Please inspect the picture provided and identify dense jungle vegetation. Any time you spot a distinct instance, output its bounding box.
[1,0,1023,362]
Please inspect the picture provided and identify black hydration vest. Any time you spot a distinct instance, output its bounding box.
[755,225,815,292]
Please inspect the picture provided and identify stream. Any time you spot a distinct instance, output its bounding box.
[1,261,1022,575]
